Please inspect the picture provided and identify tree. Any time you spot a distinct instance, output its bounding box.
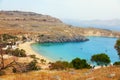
[71,57,91,69]
[115,39,120,57]
[91,53,111,66]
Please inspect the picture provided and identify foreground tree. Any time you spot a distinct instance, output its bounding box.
[71,58,91,69]
[115,39,120,57]
[91,53,111,66]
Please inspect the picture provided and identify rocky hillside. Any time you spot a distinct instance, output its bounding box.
[0,11,120,42]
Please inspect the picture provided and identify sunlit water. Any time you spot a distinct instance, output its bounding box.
[31,37,119,63]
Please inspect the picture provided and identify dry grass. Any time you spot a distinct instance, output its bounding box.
[0,66,120,80]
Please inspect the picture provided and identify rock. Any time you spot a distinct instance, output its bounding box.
[69,70,76,75]
[107,73,115,78]
[0,78,3,80]
[86,77,94,80]
[38,34,89,43]
[52,75,61,80]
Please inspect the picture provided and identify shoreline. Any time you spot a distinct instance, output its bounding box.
[18,41,52,63]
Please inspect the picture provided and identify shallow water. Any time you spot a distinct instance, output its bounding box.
[31,37,119,63]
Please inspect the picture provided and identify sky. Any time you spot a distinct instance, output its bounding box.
[0,0,120,20]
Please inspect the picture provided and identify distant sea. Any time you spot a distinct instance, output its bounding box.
[31,37,119,63]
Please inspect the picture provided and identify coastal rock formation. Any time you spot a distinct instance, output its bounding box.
[0,11,120,43]
[37,34,89,43]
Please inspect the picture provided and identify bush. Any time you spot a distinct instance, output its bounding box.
[71,58,91,69]
[50,58,91,70]
[30,55,36,59]
[12,68,17,73]
[2,34,18,41]
[40,59,46,64]
[6,48,27,57]
[26,59,41,71]
[113,61,120,65]
[49,61,71,70]
[91,53,111,66]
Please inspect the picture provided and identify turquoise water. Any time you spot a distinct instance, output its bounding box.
[31,37,119,63]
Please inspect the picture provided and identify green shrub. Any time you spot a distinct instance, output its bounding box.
[50,58,91,70]
[49,61,71,70]
[71,58,91,69]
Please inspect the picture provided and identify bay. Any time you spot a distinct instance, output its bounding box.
[31,37,119,63]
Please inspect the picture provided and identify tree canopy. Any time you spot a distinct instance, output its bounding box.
[71,57,91,69]
[91,53,111,66]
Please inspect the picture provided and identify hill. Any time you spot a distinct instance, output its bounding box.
[0,11,120,42]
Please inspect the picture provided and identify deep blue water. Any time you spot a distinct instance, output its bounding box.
[31,37,119,63]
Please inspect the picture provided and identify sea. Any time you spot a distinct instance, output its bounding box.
[31,37,119,63]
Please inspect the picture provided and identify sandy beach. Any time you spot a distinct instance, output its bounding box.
[18,41,51,63]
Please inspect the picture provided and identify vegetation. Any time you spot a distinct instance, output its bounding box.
[71,58,91,69]
[26,59,41,71]
[50,58,91,70]
[0,70,5,76]
[29,54,36,59]
[115,39,120,57]
[49,61,72,70]
[1,66,120,80]
[6,48,27,57]
[113,61,120,65]
[22,36,27,42]
[40,59,46,64]
[0,34,18,42]
[91,53,111,66]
